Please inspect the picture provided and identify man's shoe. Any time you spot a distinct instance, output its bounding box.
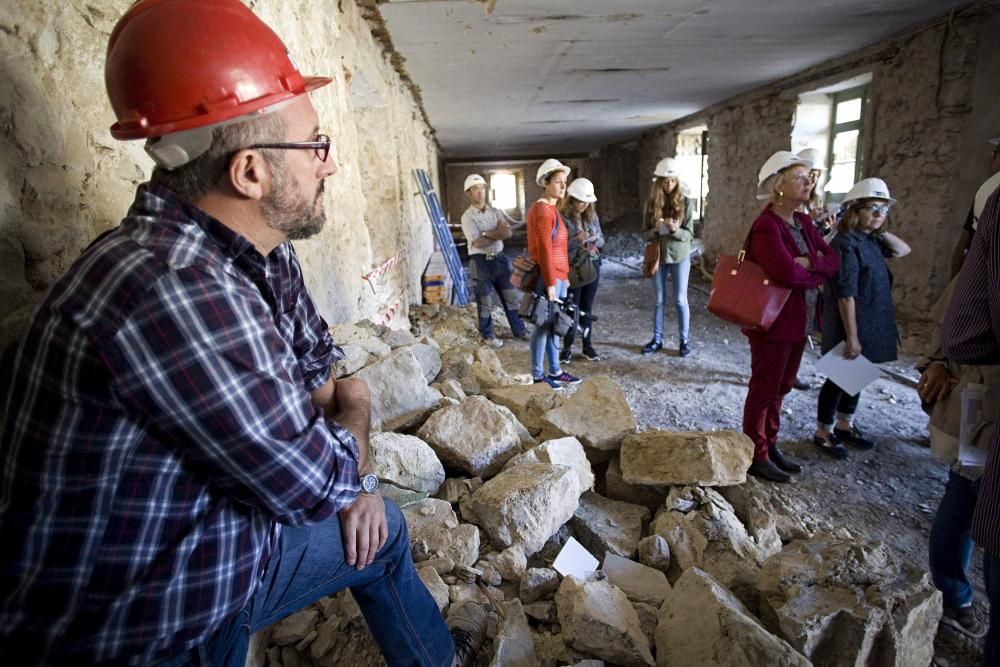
[679,342,691,357]
[548,371,582,385]
[582,347,601,361]
[834,425,875,450]
[559,349,573,364]
[940,604,988,639]
[480,337,503,349]
[533,376,563,390]
[747,459,791,483]
[812,432,849,459]
[447,601,488,667]
[793,377,810,390]
[513,330,529,340]
[642,339,662,355]
[768,444,802,473]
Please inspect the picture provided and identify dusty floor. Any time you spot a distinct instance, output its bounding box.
[491,255,985,666]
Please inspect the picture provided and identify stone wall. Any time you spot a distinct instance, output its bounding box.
[595,1,1000,318]
[0,0,439,355]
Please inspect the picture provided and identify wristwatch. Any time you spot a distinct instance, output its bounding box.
[359,472,380,495]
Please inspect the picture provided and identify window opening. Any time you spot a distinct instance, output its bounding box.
[490,173,517,211]
[825,85,869,201]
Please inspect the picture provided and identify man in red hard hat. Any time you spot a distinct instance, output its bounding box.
[0,1,484,665]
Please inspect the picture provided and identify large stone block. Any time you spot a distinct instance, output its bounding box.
[602,553,670,607]
[487,383,563,436]
[370,432,445,494]
[604,456,667,513]
[504,436,594,492]
[402,498,480,567]
[555,576,654,667]
[354,348,441,431]
[417,395,528,477]
[540,376,637,452]
[570,492,649,559]
[489,599,540,667]
[656,568,810,666]
[466,463,583,555]
[620,429,753,487]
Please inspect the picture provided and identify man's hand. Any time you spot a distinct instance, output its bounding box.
[917,363,957,405]
[793,256,813,270]
[339,492,388,570]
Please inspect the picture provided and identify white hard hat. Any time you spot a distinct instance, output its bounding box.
[973,171,1000,228]
[990,137,1000,147]
[566,177,597,203]
[536,158,571,187]
[757,150,812,189]
[464,174,486,191]
[843,177,896,205]
[652,157,680,179]
[797,147,826,171]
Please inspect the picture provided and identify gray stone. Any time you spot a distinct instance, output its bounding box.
[718,477,813,553]
[522,601,558,624]
[570,492,649,559]
[437,477,483,504]
[417,566,450,611]
[434,378,467,402]
[333,343,371,378]
[467,463,584,555]
[637,535,671,576]
[490,599,541,667]
[487,383,564,436]
[270,608,319,646]
[602,553,670,607]
[401,498,481,567]
[355,348,441,431]
[504,436,594,493]
[493,545,528,582]
[417,396,527,477]
[369,432,445,494]
[555,576,654,667]
[633,602,658,648]
[383,327,418,348]
[520,567,561,603]
[656,568,810,667]
[620,430,753,487]
[540,376,637,453]
[330,321,392,358]
[408,342,443,383]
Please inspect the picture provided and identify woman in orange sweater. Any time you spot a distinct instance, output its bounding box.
[527,159,581,389]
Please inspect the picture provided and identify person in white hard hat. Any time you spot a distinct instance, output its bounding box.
[0,1,486,665]
[950,137,1000,277]
[641,157,695,357]
[813,178,910,460]
[526,158,581,389]
[459,173,527,348]
[796,147,835,235]
[741,151,840,483]
[558,177,604,363]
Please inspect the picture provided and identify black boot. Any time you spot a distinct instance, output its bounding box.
[642,339,662,355]
[768,444,802,473]
[748,459,791,483]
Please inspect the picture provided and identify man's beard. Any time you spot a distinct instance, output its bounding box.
[261,159,326,241]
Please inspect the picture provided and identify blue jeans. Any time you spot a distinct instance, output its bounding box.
[159,501,453,667]
[470,254,526,339]
[929,471,981,609]
[530,279,568,379]
[652,257,690,345]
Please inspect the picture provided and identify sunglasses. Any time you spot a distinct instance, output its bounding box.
[250,133,331,162]
[857,203,891,215]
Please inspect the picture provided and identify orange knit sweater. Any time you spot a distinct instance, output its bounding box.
[527,201,569,287]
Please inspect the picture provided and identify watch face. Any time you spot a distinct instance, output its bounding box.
[361,474,379,494]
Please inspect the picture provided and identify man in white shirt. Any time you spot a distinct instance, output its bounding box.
[460,174,527,347]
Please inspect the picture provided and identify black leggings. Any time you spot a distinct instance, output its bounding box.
[563,262,600,351]
[817,379,860,427]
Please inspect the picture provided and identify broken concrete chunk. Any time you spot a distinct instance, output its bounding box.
[504,436,594,492]
[604,456,668,513]
[417,566,450,611]
[489,599,541,667]
[270,608,319,646]
[656,567,810,667]
[719,477,813,551]
[434,378,468,402]
[417,395,527,477]
[637,535,671,576]
[487,383,563,436]
[493,545,528,582]
[330,321,391,358]
[540,376,637,453]
[466,463,583,555]
[437,477,483,504]
[333,343,371,378]
[382,327,418,349]
[522,601,558,624]
[520,567,561,604]
[401,498,480,567]
[620,429,753,487]
[408,342,443,383]
[570,492,649,559]
[602,553,670,607]
[354,348,441,431]
[369,432,445,495]
[555,576,654,667]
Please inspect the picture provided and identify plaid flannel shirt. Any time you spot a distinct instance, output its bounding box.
[0,183,360,665]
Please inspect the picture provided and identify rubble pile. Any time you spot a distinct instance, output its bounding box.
[249,308,939,667]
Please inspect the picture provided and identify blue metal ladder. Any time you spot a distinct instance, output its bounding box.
[413,169,468,305]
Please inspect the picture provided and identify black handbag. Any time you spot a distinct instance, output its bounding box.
[568,249,597,288]
[519,293,577,336]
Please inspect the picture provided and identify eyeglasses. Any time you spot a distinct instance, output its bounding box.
[857,203,891,215]
[250,134,331,162]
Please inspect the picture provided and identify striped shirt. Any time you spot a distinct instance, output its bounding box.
[942,180,1000,554]
[460,205,506,256]
[0,183,360,665]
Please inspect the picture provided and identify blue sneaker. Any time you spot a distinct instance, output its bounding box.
[548,371,581,385]
[533,376,563,390]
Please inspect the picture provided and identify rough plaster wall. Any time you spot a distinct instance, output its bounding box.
[0,0,438,353]
[586,142,640,235]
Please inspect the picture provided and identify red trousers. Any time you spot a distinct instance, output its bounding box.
[742,336,807,462]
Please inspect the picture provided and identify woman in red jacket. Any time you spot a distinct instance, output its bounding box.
[742,151,840,482]
[527,158,581,389]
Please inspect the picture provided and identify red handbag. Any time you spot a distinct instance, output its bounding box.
[707,248,791,331]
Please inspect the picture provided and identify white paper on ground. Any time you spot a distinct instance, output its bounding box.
[959,383,989,467]
[552,537,599,579]
[814,341,883,397]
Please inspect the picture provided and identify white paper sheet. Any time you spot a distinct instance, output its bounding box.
[959,383,989,467]
[814,341,883,396]
[552,537,599,580]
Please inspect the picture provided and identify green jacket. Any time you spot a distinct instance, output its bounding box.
[642,196,695,264]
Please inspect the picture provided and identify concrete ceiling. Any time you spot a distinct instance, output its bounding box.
[377,0,970,159]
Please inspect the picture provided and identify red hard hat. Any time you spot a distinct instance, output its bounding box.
[105,0,331,140]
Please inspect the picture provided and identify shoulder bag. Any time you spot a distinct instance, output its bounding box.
[642,240,660,278]
[511,210,561,291]
[568,249,597,288]
[706,233,791,331]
